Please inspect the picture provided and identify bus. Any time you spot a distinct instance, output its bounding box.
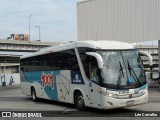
[20,41,151,110]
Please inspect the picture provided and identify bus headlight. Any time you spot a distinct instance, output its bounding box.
[107,93,117,98]
[108,93,113,97]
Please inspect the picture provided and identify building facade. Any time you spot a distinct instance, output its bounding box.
[77,0,160,42]
[0,40,60,86]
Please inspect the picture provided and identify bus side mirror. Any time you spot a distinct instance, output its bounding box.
[86,52,104,69]
[138,51,153,66]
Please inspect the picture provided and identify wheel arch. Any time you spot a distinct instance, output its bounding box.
[73,88,85,104]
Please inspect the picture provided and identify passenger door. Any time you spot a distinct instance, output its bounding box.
[88,57,102,108]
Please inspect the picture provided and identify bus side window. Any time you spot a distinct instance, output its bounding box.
[89,57,99,84]
[80,55,90,78]
[80,54,100,84]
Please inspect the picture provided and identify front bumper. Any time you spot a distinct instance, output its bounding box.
[101,90,148,109]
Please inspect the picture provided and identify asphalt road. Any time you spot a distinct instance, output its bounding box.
[0,85,160,120]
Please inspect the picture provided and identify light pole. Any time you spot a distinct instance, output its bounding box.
[29,14,32,41]
[35,26,41,41]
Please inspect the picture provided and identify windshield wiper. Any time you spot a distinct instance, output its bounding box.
[117,61,124,89]
[119,61,124,77]
[127,61,141,85]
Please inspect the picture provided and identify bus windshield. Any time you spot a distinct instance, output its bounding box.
[97,50,146,89]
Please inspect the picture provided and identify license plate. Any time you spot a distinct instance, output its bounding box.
[126,100,135,105]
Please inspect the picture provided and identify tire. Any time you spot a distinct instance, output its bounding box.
[31,87,38,102]
[74,92,85,111]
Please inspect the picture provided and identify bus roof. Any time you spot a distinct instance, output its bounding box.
[20,40,134,59]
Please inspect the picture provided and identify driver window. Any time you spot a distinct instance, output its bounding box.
[88,56,99,84]
[79,50,100,84]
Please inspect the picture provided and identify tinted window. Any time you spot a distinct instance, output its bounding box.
[78,47,101,83]
[20,49,80,72]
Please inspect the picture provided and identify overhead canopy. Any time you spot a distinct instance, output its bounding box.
[0,54,20,64]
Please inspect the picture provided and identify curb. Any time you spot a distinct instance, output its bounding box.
[0,84,21,90]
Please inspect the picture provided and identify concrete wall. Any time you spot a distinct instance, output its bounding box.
[0,39,60,52]
[0,73,20,86]
[77,0,160,42]
[0,66,19,74]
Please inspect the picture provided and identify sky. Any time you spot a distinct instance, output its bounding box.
[0,0,78,43]
[0,0,158,45]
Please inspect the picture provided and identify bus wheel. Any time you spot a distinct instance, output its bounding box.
[75,92,85,111]
[31,87,38,102]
